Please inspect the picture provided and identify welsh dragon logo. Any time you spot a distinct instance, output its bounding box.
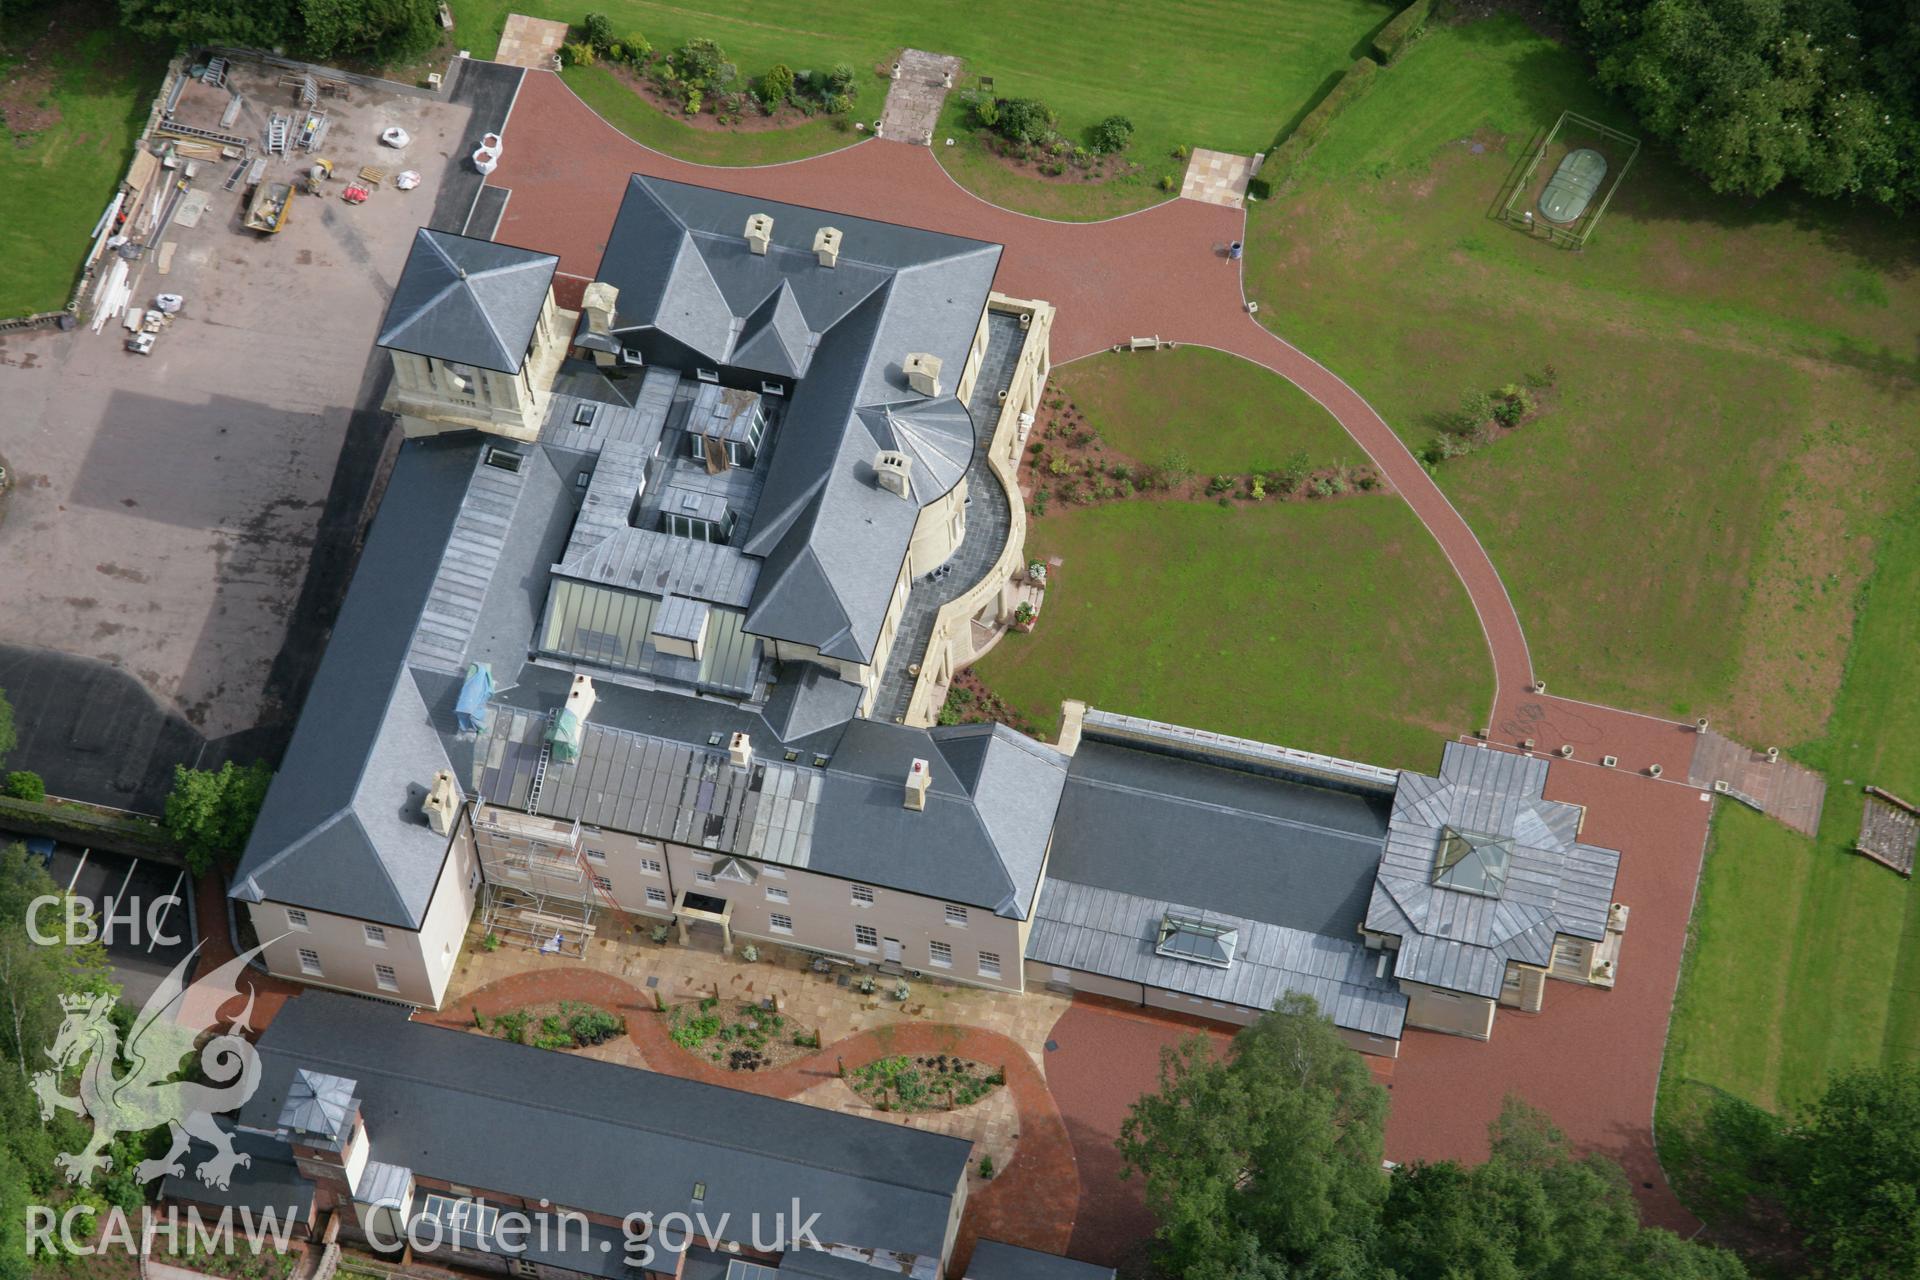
[32,942,272,1190]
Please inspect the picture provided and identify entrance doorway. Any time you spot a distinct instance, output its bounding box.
[883,937,904,965]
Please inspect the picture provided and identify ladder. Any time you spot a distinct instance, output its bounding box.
[266,113,289,155]
[204,57,227,90]
[281,74,318,108]
[157,120,250,150]
[526,714,557,815]
[297,112,329,152]
[223,157,249,190]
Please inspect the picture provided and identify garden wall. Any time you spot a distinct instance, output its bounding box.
[0,794,182,863]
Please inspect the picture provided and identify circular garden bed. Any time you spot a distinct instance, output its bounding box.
[846,1053,1004,1113]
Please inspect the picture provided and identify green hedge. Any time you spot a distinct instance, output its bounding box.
[1372,0,1433,63]
[0,793,180,862]
[1269,57,1380,176]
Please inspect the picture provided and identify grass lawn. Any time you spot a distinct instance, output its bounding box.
[1057,347,1369,475]
[1657,499,1920,1231]
[1242,14,1920,750]
[0,17,163,317]
[453,0,1393,213]
[975,496,1484,770]
[562,64,860,166]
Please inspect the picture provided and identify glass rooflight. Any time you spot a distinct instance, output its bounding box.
[1432,825,1513,897]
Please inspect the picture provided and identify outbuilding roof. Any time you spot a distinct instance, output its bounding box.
[377,228,558,373]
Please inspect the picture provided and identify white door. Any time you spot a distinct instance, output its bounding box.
[883,937,903,965]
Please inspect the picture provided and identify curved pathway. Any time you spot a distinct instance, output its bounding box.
[422,970,1076,1270]
[486,70,1535,716]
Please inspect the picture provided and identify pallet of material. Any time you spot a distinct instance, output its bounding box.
[1855,786,1918,877]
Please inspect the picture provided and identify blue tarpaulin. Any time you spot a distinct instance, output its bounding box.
[455,663,494,733]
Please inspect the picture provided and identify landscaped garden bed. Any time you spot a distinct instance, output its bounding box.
[845,1053,1004,1113]
[475,1001,626,1050]
[665,997,819,1072]
[155,1237,299,1280]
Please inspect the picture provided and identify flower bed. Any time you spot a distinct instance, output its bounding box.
[476,1001,626,1050]
[667,998,817,1072]
[846,1053,1004,1113]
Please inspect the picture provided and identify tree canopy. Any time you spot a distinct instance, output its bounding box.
[0,685,16,769]
[1575,0,1920,209]
[116,0,437,64]
[1786,1065,1920,1279]
[163,759,272,876]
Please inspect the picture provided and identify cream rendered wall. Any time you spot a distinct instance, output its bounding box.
[382,292,575,443]
[907,481,968,578]
[249,831,475,1008]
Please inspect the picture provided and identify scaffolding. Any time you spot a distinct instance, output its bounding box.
[472,808,618,957]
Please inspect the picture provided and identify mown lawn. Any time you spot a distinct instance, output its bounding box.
[1657,499,1920,1229]
[0,19,163,317]
[454,0,1394,214]
[1243,15,1920,749]
[975,496,1484,770]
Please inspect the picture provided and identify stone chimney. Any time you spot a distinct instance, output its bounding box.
[904,352,943,397]
[729,732,753,769]
[423,769,461,837]
[905,758,931,811]
[566,673,597,722]
[874,450,913,499]
[813,226,843,268]
[581,281,620,368]
[745,212,774,256]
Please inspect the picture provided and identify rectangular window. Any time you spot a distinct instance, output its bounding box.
[765,886,789,903]
[585,847,606,862]
[483,445,523,474]
[944,904,968,927]
[297,948,323,977]
[286,908,310,932]
[929,940,954,968]
[696,368,719,383]
[646,887,669,906]
[851,884,876,906]
[695,871,716,885]
[769,913,794,934]
[363,924,386,947]
[641,858,663,875]
[572,402,598,427]
[374,964,399,992]
[854,924,878,952]
[591,874,613,892]
[978,950,1002,979]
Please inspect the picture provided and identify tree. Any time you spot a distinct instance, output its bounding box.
[579,11,614,52]
[299,0,437,63]
[1575,0,1920,209]
[1118,994,1389,1278]
[0,685,15,768]
[117,0,297,50]
[1786,1065,1920,1279]
[758,62,795,107]
[2,771,43,802]
[163,759,272,876]
[1090,114,1134,154]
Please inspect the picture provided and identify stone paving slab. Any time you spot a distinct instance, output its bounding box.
[879,49,962,145]
[496,14,569,70]
[1181,147,1252,207]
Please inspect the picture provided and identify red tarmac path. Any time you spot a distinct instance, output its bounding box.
[467,69,1718,1245]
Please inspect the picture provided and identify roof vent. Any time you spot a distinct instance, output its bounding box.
[423,769,462,838]
[903,351,943,397]
[874,450,914,499]
[728,732,752,769]
[745,213,774,256]
[812,226,842,268]
[904,758,931,811]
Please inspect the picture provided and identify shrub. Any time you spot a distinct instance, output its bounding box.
[3,770,44,801]
[1031,487,1049,516]
[684,88,703,115]
[826,92,856,116]
[579,11,615,52]
[740,943,759,962]
[1090,114,1134,154]
[165,759,272,876]
[559,41,595,68]
[673,36,727,88]
[824,62,857,95]
[1371,0,1433,63]
[1245,175,1271,201]
[979,1155,995,1179]
[1206,474,1234,496]
[1160,174,1177,192]
[758,62,795,106]
[1173,143,1190,160]
[623,32,651,62]
[997,97,1054,144]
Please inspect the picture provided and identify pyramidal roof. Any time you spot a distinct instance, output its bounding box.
[377,229,558,374]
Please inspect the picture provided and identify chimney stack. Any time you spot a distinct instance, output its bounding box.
[904,758,931,811]
[874,450,913,499]
[580,281,621,368]
[728,732,753,769]
[745,212,774,255]
[903,352,943,397]
[423,769,462,837]
[813,226,842,268]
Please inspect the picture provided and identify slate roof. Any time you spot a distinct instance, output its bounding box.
[238,994,970,1262]
[377,229,558,373]
[595,177,1002,663]
[966,1241,1115,1280]
[1366,742,1622,998]
[1027,724,1405,1038]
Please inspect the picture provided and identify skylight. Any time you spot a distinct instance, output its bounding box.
[1432,826,1513,898]
[1155,912,1238,969]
